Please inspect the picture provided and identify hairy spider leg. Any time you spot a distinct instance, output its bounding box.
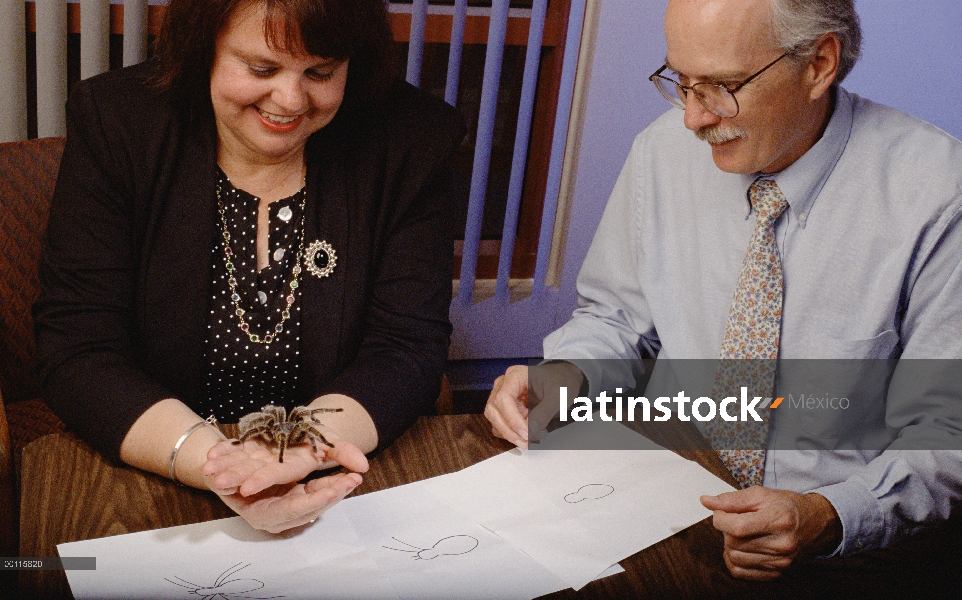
[308,407,344,423]
[276,430,290,463]
[291,425,322,456]
[305,424,335,449]
[233,420,277,446]
[287,407,311,425]
[261,405,287,422]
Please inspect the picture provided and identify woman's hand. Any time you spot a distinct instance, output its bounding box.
[202,428,369,533]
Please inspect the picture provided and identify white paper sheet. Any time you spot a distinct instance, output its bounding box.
[59,506,396,600]
[595,563,625,579]
[59,487,621,600]
[424,419,735,590]
[339,480,568,600]
[59,484,575,600]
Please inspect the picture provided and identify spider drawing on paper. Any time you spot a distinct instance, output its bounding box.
[164,562,284,600]
[382,535,480,560]
[233,404,343,463]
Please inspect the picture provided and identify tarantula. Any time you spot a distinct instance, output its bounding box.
[233,405,342,463]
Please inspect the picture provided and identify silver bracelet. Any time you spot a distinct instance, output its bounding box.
[168,415,219,486]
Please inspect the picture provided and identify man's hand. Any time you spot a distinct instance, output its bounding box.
[484,365,531,448]
[700,487,842,580]
[203,430,368,533]
[484,362,585,449]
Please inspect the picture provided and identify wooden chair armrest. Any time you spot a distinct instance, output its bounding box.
[435,374,454,415]
[0,390,17,593]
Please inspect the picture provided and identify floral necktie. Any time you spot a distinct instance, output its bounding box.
[706,179,789,488]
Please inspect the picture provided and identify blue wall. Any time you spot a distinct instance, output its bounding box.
[843,1,962,140]
[554,0,962,331]
[594,0,962,140]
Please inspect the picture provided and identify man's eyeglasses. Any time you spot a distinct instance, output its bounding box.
[648,53,789,118]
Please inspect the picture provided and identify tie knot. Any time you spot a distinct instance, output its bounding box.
[749,179,789,227]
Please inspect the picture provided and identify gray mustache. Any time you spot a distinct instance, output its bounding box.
[695,125,748,144]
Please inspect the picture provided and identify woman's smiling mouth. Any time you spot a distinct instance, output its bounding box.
[257,107,301,124]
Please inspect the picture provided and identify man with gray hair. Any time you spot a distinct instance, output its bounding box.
[485,0,962,579]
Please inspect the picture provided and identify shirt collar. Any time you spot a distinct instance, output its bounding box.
[738,86,855,224]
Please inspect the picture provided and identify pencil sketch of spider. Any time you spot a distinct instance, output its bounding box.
[165,562,284,600]
[382,535,479,560]
[233,405,342,463]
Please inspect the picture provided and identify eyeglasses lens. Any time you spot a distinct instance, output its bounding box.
[691,84,738,118]
[653,77,686,109]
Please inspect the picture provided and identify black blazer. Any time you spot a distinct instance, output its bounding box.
[34,62,466,461]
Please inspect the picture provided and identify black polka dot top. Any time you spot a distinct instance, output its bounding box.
[200,170,305,422]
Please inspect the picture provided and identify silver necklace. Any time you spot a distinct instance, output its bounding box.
[216,178,306,345]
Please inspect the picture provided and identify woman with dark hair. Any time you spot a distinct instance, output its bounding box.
[34,0,465,533]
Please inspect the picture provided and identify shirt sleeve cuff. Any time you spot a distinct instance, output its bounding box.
[806,480,886,557]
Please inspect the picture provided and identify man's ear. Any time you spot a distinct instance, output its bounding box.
[807,33,841,100]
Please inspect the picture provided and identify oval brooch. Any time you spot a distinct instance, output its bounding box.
[304,240,337,278]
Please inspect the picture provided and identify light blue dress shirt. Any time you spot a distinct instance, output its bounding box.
[544,87,962,556]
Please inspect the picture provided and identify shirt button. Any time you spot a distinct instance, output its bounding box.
[799,213,807,222]
[273,248,286,262]
[258,291,268,305]
[278,206,293,222]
